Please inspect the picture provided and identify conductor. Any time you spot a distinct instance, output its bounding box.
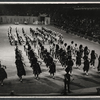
[64,72,71,93]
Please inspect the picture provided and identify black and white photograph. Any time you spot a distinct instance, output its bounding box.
[0,3,100,96]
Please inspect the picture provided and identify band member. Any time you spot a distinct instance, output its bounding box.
[60,51,68,68]
[15,50,23,62]
[74,43,78,56]
[60,41,64,49]
[58,48,64,63]
[67,46,72,58]
[15,39,18,46]
[15,58,26,82]
[83,56,90,76]
[97,55,100,72]
[52,43,56,58]
[32,37,37,49]
[55,44,60,59]
[15,45,19,54]
[28,49,35,63]
[31,57,42,79]
[45,53,53,68]
[50,42,53,56]
[90,50,96,69]
[84,46,90,57]
[79,44,83,58]
[76,51,81,69]
[24,42,29,56]
[65,56,74,75]
[49,61,56,79]
[63,43,67,52]
[70,41,74,53]
[58,35,64,47]
[0,61,7,86]
[10,26,12,33]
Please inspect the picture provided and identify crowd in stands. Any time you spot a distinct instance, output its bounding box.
[51,9,100,44]
[1,4,100,43]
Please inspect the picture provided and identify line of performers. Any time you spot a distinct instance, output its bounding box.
[49,39,100,76]
[15,27,100,82]
[30,27,100,75]
[8,27,25,46]
[14,41,56,82]
[13,27,57,81]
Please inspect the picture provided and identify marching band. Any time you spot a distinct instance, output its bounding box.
[0,26,100,93]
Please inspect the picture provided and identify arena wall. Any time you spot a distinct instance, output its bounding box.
[45,17,50,25]
[0,16,50,25]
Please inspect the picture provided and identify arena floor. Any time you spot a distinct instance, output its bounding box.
[0,24,100,96]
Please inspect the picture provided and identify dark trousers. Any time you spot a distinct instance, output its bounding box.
[64,80,70,92]
[90,59,95,66]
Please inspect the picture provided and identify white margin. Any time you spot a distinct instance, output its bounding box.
[0,2,100,4]
[0,1,100,98]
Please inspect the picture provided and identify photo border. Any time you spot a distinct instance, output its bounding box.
[0,1,100,99]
